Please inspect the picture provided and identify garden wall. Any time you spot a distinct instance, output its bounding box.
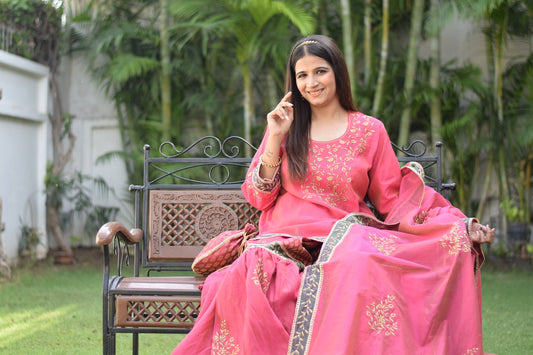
[0,50,132,264]
[60,53,132,248]
[0,50,48,262]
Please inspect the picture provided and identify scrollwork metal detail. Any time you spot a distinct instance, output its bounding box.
[391,140,427,158]
[159,136,224,158]
[222,136,257,158]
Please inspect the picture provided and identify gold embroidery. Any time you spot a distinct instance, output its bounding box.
[464,347,480,355]
[213,320,240,355]
[440,220,471,255]
[351,117,376,154]
[414,210,430,224]
[366,295,398,336]
[301,114,376,207]
[251,258,269,293]
[369,233,399,255]
[251,164,281,192]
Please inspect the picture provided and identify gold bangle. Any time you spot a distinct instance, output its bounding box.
[259,155,282,168]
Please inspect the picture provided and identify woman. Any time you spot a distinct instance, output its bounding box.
[172,35,494,355]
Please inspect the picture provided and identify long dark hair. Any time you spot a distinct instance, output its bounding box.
[285,35,357,179]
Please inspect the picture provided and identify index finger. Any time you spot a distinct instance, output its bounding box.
[281,91,292,103]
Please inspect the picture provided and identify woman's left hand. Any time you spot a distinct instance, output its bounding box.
[470,222,495,244]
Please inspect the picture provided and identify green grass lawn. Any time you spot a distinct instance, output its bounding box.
[0,250,532,354]
[481,271,533,354]
[0,251,182,355]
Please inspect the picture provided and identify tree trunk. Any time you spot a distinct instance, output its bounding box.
[46,205,72,254]
[428,0,442,147]
[47,66,76,255]
[494,11,510,245]
[318,0,328,35]
[267,72,278,112]
[114,101,135,182]
[340,0,356,95]
[242,65,254,156]
[476,157,493,221]
[398,0,425,148]
[160,0,172,142]
[372,0,389,116]
[364,0,372,86]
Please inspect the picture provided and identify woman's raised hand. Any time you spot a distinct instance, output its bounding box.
[266,92,294,139]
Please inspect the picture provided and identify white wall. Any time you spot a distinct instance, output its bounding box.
[61,53,132,244]
[0,50,48,262]
[0,49,132,262]
[428,18,533,75]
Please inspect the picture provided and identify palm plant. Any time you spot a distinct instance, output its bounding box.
[439,63,486,212]
[209,0,315,150]
[477,1,533,235]
[427,0,533,244]
[499,54,533,224]
[170,0,316,151]
[71,0,162,183]
[73,0,315,189]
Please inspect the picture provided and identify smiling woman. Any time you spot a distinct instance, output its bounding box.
[294,54,349,142]
[171,35,495,355]
[295,56,337,108]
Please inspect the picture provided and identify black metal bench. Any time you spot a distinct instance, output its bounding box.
[96,136,455,355]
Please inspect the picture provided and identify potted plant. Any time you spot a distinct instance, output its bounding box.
[18,221,43,262]
[500,198,530,259]
[46,170,115,264]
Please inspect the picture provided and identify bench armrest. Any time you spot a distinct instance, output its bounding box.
[96,222,143,246]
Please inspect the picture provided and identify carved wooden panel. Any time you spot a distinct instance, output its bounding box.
[148,190,261,260]
[116,295,200,328]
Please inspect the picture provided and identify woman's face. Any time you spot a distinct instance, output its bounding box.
[294,54,338,109]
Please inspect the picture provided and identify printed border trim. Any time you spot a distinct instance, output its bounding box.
[288,214,361,355]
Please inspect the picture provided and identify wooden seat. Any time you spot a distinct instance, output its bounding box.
[114,276,204,329]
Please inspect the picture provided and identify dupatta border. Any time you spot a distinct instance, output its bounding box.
[288,213,363,355]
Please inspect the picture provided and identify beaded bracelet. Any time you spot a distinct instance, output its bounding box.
[259,155,282,168]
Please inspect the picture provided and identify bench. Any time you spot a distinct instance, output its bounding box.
[96,136,455,355]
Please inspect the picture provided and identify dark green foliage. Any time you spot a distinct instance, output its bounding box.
[0,0,62,64]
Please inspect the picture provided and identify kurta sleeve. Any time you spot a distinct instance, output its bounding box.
[241,128,282,211]
[367,123,469,220]
[366,122,402,218]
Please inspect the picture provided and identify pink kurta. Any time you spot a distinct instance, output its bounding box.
[172,112,485,355]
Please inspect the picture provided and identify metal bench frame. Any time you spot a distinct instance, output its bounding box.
[96,136,455,355]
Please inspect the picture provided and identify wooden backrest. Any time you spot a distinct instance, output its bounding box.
[148,190,261,261]
[131,136,258,271]
[134,137,454,272]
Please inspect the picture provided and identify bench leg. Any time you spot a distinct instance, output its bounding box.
[103,290,116,355]
[132,333,139,355]
[103,331,116,355]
